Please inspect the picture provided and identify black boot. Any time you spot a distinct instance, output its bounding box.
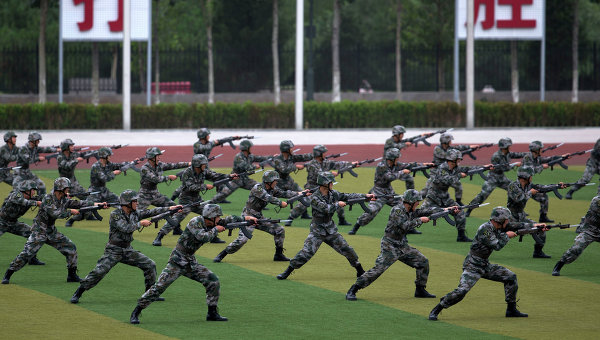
[213,250,228,263]
[277,265,294,280]
[506,302,528,317]
[211,237,225,244]
[2,269,14,284]
[565,188,577,200]
[338,217,351,226]
[273,247,290,262]
[552,260,565,276]
[465,208,473,217]
[67,267,81,283]
[301,211,312,219]
[456,230,472,242]
[28,256,45,266]
[415,285,436,298]
[207,305,228,321]
[348,223,360,235]
[70,286,86,304]
[284,216,293,226]
[354,263,365,277]
[533,244,551,259]
[429,303,444,321]
[152,232,165,247]
[172,226,183,235]
[130,305,144,324]
[65,218,75,227]
[539,213,554,223]
[407,229,422,235]
[346,284,360,301]
[146,285,164,301]
[456,199,464,206]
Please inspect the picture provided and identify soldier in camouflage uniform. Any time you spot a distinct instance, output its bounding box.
[383,125,416,190]
[420,149,480,242]
[152,154,233,246]
[286,145,357,226]
[277,172,374,281]
[466,137,525,215]
[0,131,19,186]
[13,132,58,196]
[57,139,87,199]
[566,138,600,199]
[429,207,533,321]
[0,180,44,265]
[70,190,180,304]
[349,148,415,235]
[1,177,105,284]
[346,189,444,301]
[213,170,302,263]
[130,204,256,324]
[552,195,600,276]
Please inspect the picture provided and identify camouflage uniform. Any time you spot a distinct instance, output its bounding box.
[13,143,57,195]
[57,152,87,199]
[521,151,558,217]
[383,137,414,190]
[193,140,217,157]
[137,214,242,308]
[272,153,313,192]
[87,160,129,203]
[210,152,270,203]
[137,161,188,210]
[0,142,19,186]
[0,190,38,239]
[507,179,553,247]
[558,196,600,265]
[421,144,472,202]
[567,140,600,198]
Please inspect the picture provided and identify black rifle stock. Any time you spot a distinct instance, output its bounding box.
[545,149,592,170]
[516,223,571,242]
[338,157,382,178]
[461,143,494,160]
[400,128,453,147]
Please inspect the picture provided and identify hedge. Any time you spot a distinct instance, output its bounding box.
[0,101,598,129]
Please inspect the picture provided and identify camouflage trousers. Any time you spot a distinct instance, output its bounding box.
[0,219,32,239]
[421,178,463,202]
[356,188,401,227]
[9,227,78,271]
[13,169,47,195]
[559,231,599,264]
[80,244,157,290]
[289,231,360,269]
[160,198,205,234]
[469,175,511,206]
[211,177,258,203]
[137,189,176,211]
[572,163,600,194]
[0,170,15,185]
[439,262,518,308]
[356,236,429,288]
[420,197,467,232]
[138,260,220,308]
[531,191,549,215]
[224,221,285,254]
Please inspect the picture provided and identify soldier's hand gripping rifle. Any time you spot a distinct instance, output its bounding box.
[542,142,564,153]
[0,166,21,172]
[544,149,593,170]
[346,195,377,213]
[119,152,160,175]
[224,218,293,237]
[404,163,438,179]
[286,187,321,208]
[45,147,90,164]
[303,152,349,167]
[516,223,572,242]
[428,203,490,226]
[174,153,223,179]
[466,162,519,181]
[212,169,263,191]
[338,157,382,178]
[400,128,454,147]
[77,202,120,221]
[461,143,494,160]
[531,182,595,200]
[147,202,207,230]
[81,144,129,163]
[217,136,255,149]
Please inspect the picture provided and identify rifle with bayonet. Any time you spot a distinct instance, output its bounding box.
[45,147,91,163]
[147,201,209,230]
[516,223,572,242]
[404,163,438,179]
[217,136,255,149]
[77,202,120,221]
[400,128,454,147]
[543,149,593,170]
[338,157,382,178]
[531,182,595,200]
[461,143,494,160]
[0,165,21,172]
[427,203,490,226]
[223,218,292,238]
[303,152,349,167]
[81,144,129,163]
[466,162,519,181]
[119,151,162,175]
[259,148,301,169]
[542,143,564,153]
[212,169,263,191]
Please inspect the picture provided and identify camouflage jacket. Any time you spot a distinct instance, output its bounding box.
[585,151,600,171]
[426,163,471,205]
[179,166,228,201]
[304,159,350,188]
[90,161,127,188]
[465,222,511,267]
[272,153,313,179]
[140,161,189,191]
[193,140,217,157]
[489,150,526,177]
[373,161,412,191]
[432,145,470,165]
[108,206,169,247]
[507,180,556,221]
[310,189,364,235]
[57,152,81,179]
[521,152,556,174]
[17,144,56,169]
[0,190,38,222]
[231,152,269,174]
[33,193,92,231]
[581,196,600,238]
[0,144,18,168]
[383,137,408,157]
[243,183,297,218]
[169,215,243,267]
[384,205,438,243]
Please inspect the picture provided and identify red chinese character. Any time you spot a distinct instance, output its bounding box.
[497,0,536,28]
[474,0,495,30]
[108,0,124,32]
[74,0,93,32]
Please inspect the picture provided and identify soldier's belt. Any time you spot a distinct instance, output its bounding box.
[108,240,131,248]
[469,250,490,260]
[175,244,196,256]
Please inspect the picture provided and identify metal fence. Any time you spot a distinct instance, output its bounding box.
[0,42,598,95]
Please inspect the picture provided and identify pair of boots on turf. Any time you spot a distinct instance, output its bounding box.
[130,305,227,324]
[428,301,527,321]
[345,284,435,301]
[214,246,289,263]
[277,263,365,280]
[2,266,79,285]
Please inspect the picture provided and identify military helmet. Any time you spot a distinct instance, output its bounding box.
[53,177,71,191]
[280,140,294,153]
[97,147,113,159]
[529,140,543,152]
[392,125,406,135]
[197,128,211,139]
[239,139,253,151]
[402,189,423,204]
[385,147,401,161]
[594,138,600,151]
[192,154,208,167]
[60,139,75,151]
[202,204,223,219]
[490,206,511,223]
[18,180,38,192]
[3,131,16,142]
[28,132,42,142]
[317,171,335,186]
[446,149,463,161]
[313,145,328,157]
[145,147,162,159]
[517,166,534,179]
[119,190,138,205]
[263,170,280,183]
[440,133,454,144]
[498,137,513,149]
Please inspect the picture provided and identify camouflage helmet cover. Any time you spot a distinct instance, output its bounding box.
[316,171,335,186]
[202,204,223,219]
[385,147,401,161]
[262,170,280,183]
[28,132,42,142]
[192,154,209,167]
[402,189,423,204]
[18,180,38,192]
[313,144,328,157]
[446,149,463,161]
[119,189,139,205]
[517,166,534,179]
[392,125,406,135]
[3,131,16,142]
[439,133,454,144]
[280,140,294,152]
[498,137,513,149]
[490,206,511,223]
[53,177,71,191]
[145,147,162,159]
[529,140,543,151]
[98,147,113,158]
[197,128,211,139]
[239,139,253,151]
[60,138,75,151]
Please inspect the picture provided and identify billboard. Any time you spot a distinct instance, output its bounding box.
[61,0,150,41]
[457,0,544,40]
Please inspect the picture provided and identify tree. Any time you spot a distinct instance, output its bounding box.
[272,0,280,105]
[38,0,48,103]
[572,0,579,103]
[202,0,214,104]
[331,0,341,102]
[511,41,518,103]
[395,0,403,100]
[92,42,99,105]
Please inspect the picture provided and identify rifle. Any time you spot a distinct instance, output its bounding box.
[224,218,292,237]
[45,147,91,163]
[428,203,490,226]
[461,143,494,160]
[81,144,130,163]
[544,149,593,170]
[346,196,375,213]
[542,142,564,153]
[532,182,595,200]
[259,149,301,169]
[338,157,382,178]
[405,163,437,179]
[119,152,158,175]
[516,223,572,242]
[287,187,319,208]
[213,169,263,191]
[217,136,255,149]
[148,201,209,230]
[0,166,21,172]
[400,128,453,147]
[303,152,349,167]
[175,153,223,178]
[77,202,120,221]
[466,162,519,181]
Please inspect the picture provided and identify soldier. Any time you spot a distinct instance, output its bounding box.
[0,180,45,265]
[286,145,357,226]
[346,189,445,302]
[213,170,302,263]
[0,131,19,186]
[552,195,600,276]
[429,207,536,321]
[508,166,565,258]
[152,154,234,246]
[466,137,525,215]
[277,172,374,281]
[13,131,58,196]
[57,139,87,199]
[420,149,481,242]
[1,177,106,285]
[349,148,415,235]
[565,138,600,199]
[130,204,256,324]
[383,125,416,191]
[70,190,181,304]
